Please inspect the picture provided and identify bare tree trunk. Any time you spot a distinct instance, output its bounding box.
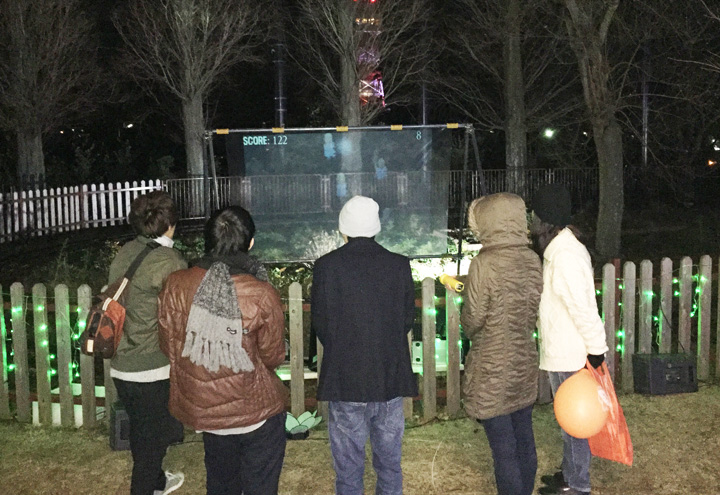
[16,128,45,186]
[340,52,363,173]
[182,94,205,216]
[183,94,205,178]
[594,118,623,258]
[503,0,527,196]
[563,0,622,260]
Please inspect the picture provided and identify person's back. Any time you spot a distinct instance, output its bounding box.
[314,237,416,402]
[312,195,417,495]
[458,193,542,495]
[461,193,542,421]
[159,205,288,495]
[109,190,187,495]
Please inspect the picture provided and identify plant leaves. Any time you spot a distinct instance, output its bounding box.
[296,411,314,424]
[285,413,300,431]
[290,425,309,434]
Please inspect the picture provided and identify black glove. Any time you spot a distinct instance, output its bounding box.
[587,354,605,369]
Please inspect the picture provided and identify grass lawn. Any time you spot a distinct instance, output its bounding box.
[0,385,718,494]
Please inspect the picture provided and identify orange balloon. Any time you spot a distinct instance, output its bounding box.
[553,369,609,439]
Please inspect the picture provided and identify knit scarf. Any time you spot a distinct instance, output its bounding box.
[182,261,255,373]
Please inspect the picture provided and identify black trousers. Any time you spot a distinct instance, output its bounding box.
[113,378,182,495]
[202,412,287,495]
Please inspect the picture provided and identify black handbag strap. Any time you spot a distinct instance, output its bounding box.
[106,241,161,304]
[124,241,161,280]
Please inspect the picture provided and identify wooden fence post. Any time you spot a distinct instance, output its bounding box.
[403,331,413,420]
[621,262,636,393]
[0,285,10,419]
[602,264,616,380]
[678,257,693,355]
[103,358,117,420]
[10,283,30,423]
[33,284,52,426]
[638,261,653,355]
[316,338,328,421]
[659,258,673,353]
[55,284,74,427]
[697,255,712,381]
[421,278,436,422]
[288,282,304,417]
[445,288,461,417]
[80,185,89,229]
[78,285,96,429]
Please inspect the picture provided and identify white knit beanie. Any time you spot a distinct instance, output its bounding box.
[338,195,381,238]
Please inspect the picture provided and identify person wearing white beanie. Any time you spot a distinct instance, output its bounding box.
[338,195,382,238]
[312,195,417,494]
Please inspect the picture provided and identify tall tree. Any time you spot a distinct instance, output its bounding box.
[440,0,583,195]
[114,0,264,178]
[562,0,623,260]
[289,0,431,128]
[0,0,99,186]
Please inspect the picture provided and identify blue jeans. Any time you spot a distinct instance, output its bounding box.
[481,405,537,495]
[548,371,592,493]
[328,397,405,495]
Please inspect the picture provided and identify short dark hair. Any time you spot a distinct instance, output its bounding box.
[128,191,179,237]
[204,205,256,256]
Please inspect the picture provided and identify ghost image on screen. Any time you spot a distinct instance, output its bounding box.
[323,133,336,159]
[336,173,348,201]
[374,157,387,180]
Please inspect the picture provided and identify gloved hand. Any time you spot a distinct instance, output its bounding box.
[587,354,605,369]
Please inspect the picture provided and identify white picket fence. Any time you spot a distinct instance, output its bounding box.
[0,180,164,243]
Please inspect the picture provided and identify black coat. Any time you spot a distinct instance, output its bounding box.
[312,237,418,402]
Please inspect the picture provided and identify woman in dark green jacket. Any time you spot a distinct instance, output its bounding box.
[109,191,187,495]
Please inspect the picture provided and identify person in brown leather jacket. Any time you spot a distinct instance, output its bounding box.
[158,205,288,495]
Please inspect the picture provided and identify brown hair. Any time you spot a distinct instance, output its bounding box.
[128,190,179,237]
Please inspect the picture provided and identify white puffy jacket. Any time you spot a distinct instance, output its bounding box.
[538,228,609,372]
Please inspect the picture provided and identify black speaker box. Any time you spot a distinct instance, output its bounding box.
[110,401,131,451]
[632,353,698,395]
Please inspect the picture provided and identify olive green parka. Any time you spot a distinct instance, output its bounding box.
[460,193,543,420]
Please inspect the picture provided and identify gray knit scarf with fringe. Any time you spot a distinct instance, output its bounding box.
[182,261,255,373]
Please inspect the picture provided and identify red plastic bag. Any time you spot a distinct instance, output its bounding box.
[586,361,634,466]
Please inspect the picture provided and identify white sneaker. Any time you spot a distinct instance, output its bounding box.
[155,471,184,495]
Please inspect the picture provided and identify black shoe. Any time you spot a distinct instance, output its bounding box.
[540,471,565,488]
[538,485,590,495]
